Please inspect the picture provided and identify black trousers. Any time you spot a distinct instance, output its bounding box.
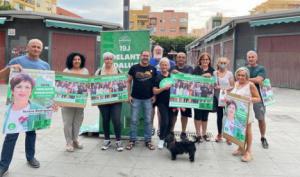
[98,103,122,141]
[157,103,173,140]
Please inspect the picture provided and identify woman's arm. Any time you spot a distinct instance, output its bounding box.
[250,82,261,103]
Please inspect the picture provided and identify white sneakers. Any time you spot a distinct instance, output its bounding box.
[158,140,165,149]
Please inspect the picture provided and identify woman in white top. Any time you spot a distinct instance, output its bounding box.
[61,52,89,152]
[230,67,261,162]
[213,57,234,143]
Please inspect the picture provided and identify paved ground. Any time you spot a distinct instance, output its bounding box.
[0,85,299,177]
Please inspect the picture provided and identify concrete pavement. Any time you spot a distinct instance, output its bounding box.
[0,85,299,177]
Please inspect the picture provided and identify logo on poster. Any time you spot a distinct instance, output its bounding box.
[119,35,131,52]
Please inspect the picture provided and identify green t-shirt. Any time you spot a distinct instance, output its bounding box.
[247,64,266,97]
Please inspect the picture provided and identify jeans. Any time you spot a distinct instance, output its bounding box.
[0,131,36,170]
[130,98,153,142]
[98,103,122,141]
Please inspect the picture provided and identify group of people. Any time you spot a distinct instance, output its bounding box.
[0,39,269,177]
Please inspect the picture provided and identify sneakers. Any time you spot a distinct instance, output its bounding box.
[0,168,8,177]
[158,140,164,149]
[116,141,124,152]
[101,140,111,150]
[73,141,83,149]
[180,132,188,141]
[66,144,74,152]
[27,158,40,168]
[261,137,269,149]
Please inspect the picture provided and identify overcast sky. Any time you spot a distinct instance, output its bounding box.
[58,0,267,31]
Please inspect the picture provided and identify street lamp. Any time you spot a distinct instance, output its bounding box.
[123,0,130,30]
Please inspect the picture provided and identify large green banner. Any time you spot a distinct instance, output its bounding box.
[169,73,216,110]
[223,93,250,149]
[90,74,128,105]
[54,72,90,108]
[100,30,150,72]
[3,69,55,134]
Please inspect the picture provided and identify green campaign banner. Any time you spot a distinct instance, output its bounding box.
[3,69,55,134]
[90,74,128,105]
[100,30,150,72]
[260,78,275,106]
[169,73,216,110]
[54,72,90,108]
[223,93,250,149]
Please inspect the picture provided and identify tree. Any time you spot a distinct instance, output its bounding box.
[151,36,196,56]
[0,0,14,10]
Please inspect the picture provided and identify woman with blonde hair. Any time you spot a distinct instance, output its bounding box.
[230,67,261,162]
[213,57,234,143]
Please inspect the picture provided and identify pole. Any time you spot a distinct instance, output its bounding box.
[123,0,129,30]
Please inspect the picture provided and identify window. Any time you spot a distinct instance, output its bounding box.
[169,28,176,32]
[170,18,176,22]
[179,18,187,23]
[150,18,157,25]
[179,27,187,33]
[160,29,165,32]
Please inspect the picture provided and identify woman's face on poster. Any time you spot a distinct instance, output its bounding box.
[227,103,236,121]
[12,81,32,102]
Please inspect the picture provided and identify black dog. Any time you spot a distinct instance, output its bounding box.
[165,133,197,162]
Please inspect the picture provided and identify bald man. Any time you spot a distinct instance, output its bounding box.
[0,39,50,177]
[246,50,269,149]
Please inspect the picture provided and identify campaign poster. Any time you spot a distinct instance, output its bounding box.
[90,74,128,106]
[169,73,216,110]
[223,93,250,149]
[100,30,150,73]
[54,72,90,108]
[260,78,275,106]
[3,69,55,134]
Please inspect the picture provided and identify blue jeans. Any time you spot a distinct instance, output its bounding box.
[0,131,36,170]
[130,98,153,142]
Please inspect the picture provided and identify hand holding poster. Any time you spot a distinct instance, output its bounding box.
[3,69,55,134]
[223,93,250,149]
[218,89,227,107]
[90,74,128,105]
[260,78,275,106]
[169,73,215,110]
[54,72,90,108]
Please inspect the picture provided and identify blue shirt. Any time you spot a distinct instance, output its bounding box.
[8,55,50,70]
[149,57,175,74]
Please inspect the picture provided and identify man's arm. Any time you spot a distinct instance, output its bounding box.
[128,75,133,103]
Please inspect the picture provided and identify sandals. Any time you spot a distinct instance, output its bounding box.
[232,148,243,156]
[203,135,210,142]
[215,134,222,142]
[145,142,155,150]
[126,141,135,150]
[241,152,253,162]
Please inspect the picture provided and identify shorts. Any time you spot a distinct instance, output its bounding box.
[253,102,266,120]
[172,108,192,118]
[194,109,209,121]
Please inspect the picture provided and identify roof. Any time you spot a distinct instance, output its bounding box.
[186,8,300,50]
[0,10,122,30]
[56,7,82,19]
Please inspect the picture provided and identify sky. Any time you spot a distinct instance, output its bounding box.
[58,0,267,31]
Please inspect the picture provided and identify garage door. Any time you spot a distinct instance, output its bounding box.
[51,32,96,73]
[0,31,5,83]
[257,35,300,89]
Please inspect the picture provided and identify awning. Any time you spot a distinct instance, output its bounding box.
[250,16,300,27]
[204,26,230,43]
[45,19,102,32]
[0,17,7,25]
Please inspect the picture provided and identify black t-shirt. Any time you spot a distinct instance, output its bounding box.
[172,65,194,74]
[154,73,171,105]
[128,64,157,99]
[192,66,215,76]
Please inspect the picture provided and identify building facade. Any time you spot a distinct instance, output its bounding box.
[251,0,300,15]
[6,0,57,13]
[186,9,300,89]
[129,5,150,30]
[0,11,121,78]
[149,10,188,37]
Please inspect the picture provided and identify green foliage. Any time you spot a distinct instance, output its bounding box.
[0,0,14,10]
[151,36,196,56]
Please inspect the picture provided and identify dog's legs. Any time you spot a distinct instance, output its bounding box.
[171,153,177,160]
[189,152,195,162]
